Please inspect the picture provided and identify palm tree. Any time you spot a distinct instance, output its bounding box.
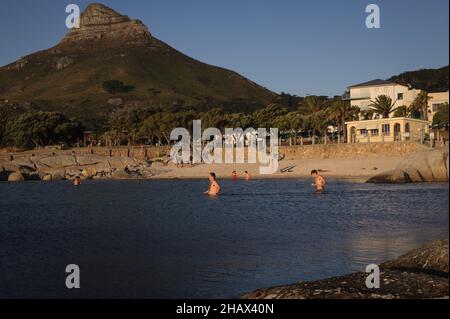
[410,91,431,120]
[326,98,359,143]
[299,96,328,115]
[369,95,397,118]
[105,112,124,146]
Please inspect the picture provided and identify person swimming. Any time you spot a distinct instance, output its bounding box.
[244,171,251,180]
[311,170,326,193]
[204,172,221,196]
[73,176,81,186]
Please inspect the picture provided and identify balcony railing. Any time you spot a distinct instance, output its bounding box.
[342,93,371,101]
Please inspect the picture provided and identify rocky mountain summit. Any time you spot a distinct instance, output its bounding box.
[60,3,152,45]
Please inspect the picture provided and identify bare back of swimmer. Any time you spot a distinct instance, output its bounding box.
[311,170,326,193]
[204,172,220,196]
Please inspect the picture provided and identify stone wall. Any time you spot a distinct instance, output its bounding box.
[279,142,428,160]
[0,142,427,164]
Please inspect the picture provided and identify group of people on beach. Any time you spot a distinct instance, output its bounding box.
[204,169,326,196]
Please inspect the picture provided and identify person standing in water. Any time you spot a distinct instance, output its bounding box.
[73,176,81,186]
[311,170,326,193]
[231,170,238,181]
[205,172,221,196]
[244,171,251,181]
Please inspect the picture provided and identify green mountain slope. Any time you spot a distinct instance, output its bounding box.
[0,4,276,124]
[389,65,449,92]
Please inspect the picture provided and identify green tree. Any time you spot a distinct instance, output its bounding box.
[4,111,83,148]
[369,95,397,118]
[253,104,288,128]
[432,102,449,129]
[393,105,409,118]
[303,110,330,142]
[102,80,134,94]
[224,113,253,129]
[200,108,229,130]
[410,91,431,120]
[326,98,359,143]
[298,96,328,115]
[360,109,374,120]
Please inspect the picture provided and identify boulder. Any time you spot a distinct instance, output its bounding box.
[241,239,449,299]
[367,146,449,183]
[34,155,77,169]
[42,174,64,182]
[38,167,66,178]
[8,171,25,182]
[42,175,53,182]
[382,239,448,274]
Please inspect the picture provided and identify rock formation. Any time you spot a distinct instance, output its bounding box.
[7,172,25,182]
[0,153,159,182]
[60,3,151,46]
[241,239,449,299]
[367,146,449,183]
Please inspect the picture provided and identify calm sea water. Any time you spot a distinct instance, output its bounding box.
[0,179,448,298]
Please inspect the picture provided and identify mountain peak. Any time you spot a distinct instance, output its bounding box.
[82,3,129,25]
[60,3,151,45]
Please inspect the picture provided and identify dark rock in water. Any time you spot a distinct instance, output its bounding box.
[241,239,449,299]
[367,146,449,183]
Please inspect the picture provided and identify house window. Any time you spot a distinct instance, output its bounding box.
[371,129,379,136]
[382,124,390,135]
[432,103,443,112]
[360,129,368,137]
[397,93,404,100]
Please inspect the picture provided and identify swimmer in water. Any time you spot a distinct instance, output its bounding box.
[231,170,238,181]
[244,171,251,180]
[311,170,326,193]
[204,172,220,196]
[73,176,81,186]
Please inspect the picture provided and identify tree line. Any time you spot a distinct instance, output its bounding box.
[0,92,448,149]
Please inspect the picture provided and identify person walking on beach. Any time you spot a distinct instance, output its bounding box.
[205,172,220,196]
[311,170,326,193]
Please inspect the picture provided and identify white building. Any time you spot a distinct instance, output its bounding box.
[343,79,420,114]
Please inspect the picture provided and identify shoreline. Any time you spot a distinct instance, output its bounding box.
[2,144,448,183]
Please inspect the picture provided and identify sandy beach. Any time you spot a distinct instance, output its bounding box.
[152,156,406,182]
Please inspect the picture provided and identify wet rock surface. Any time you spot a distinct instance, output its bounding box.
[242,239,449,299]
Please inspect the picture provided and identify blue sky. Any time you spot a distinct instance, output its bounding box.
[0,0,448,96]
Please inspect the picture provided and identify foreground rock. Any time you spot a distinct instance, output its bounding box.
[242,239,449,299]
[367,146,449,183]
